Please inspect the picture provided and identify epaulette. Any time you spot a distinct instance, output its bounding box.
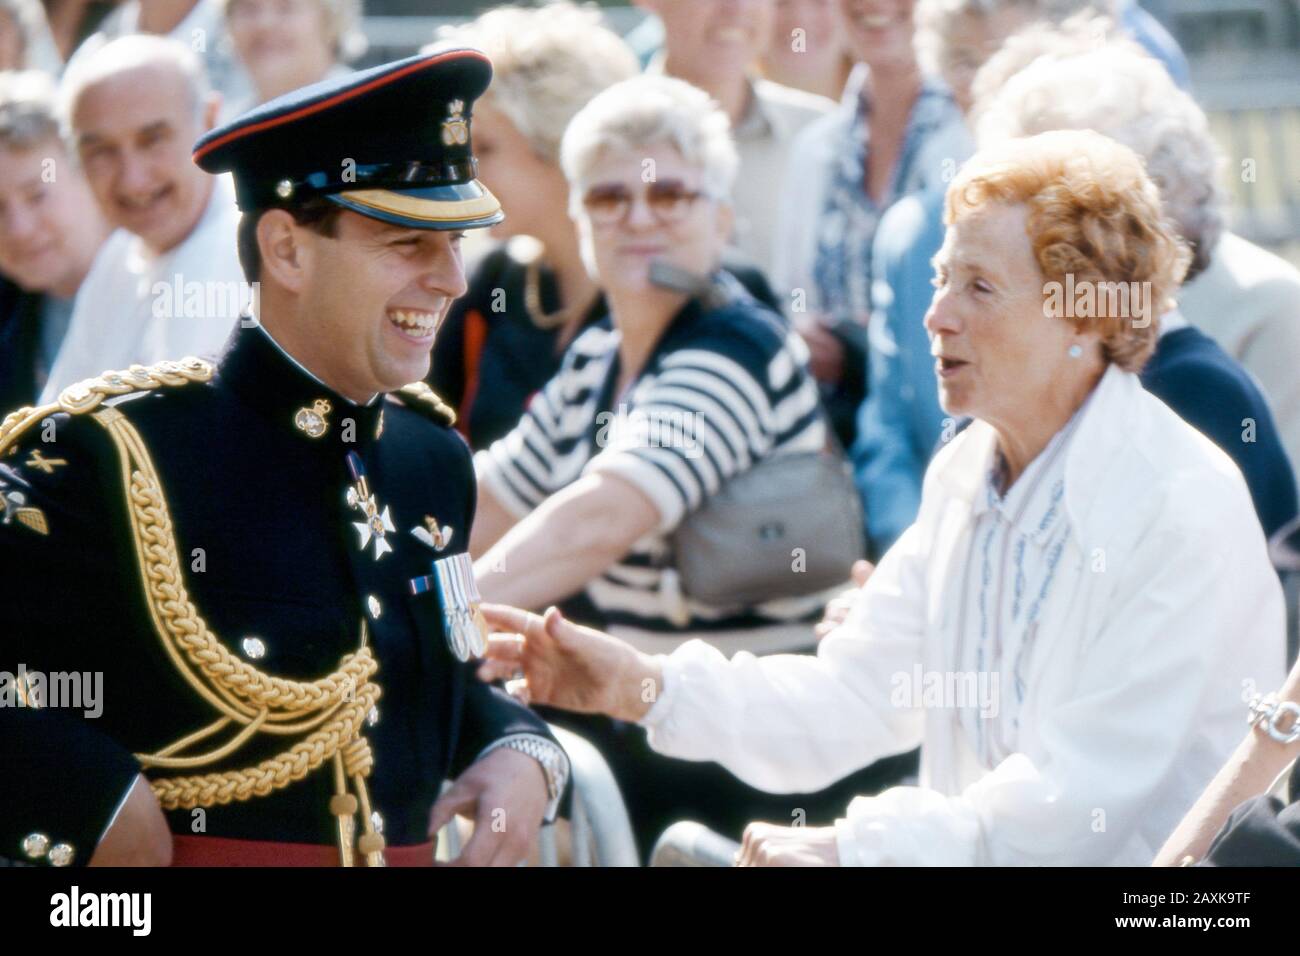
[0,358,215,458]
[391,381,457,428]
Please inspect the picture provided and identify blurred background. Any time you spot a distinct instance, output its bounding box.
[352,0,1299,263]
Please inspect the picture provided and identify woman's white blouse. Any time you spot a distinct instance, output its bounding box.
[641,365,1287,865]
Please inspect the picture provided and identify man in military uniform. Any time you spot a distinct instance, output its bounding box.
[0,47,568,867]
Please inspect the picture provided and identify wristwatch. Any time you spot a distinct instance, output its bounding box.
[478,733,570,822]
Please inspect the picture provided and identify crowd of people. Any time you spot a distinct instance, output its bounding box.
[2,0,1299,866]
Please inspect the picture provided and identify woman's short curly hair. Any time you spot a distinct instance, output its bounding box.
[560,74,738,212]
[946,128,1191,372]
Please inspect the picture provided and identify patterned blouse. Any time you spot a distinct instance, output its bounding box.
[953,401,1092,768]
[776,68,969,323]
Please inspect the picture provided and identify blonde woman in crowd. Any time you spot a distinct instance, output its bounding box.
[472,74,881,855]
[426,2,639,448]
[221,0,366,119]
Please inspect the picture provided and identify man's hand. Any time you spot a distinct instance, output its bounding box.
[814,559,875,640]
[734,822,840,867]
[427,746,549,866]
[88,774,173,867]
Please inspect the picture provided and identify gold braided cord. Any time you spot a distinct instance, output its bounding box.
[1,359,390,865]
[89,405,387,863]
[0,358,216,458]
[96,408,378,724]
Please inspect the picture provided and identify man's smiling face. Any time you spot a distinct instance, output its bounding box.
[293,210,469,400]
[72,62,215,255]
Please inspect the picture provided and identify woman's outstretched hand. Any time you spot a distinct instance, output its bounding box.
[476,604,662,723]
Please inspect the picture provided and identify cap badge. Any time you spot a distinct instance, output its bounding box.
[442,99,469,147]
[275,178,295,200]
[294,399,332,438]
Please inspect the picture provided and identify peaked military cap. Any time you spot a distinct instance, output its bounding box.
[192,46,504,231]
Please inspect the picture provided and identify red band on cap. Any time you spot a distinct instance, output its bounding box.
[192,49,490,164]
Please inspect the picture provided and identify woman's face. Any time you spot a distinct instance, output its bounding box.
[471,100,569,242]
[0,143,105,295]
[940,8,1036,115]
[924,201,1094,428]
[572,142,732,297]
[769,0,843,73]
[836,0,916,71]
[228,0,335,100]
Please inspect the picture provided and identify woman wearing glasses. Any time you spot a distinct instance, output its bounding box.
[470,73,835,654]
[469,74,882,854]
[429,4,779,452]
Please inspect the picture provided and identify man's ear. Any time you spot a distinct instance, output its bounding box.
[257,209,311,295]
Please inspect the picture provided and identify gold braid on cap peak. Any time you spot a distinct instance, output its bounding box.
[1,359,388,867]
[395,381,456,427]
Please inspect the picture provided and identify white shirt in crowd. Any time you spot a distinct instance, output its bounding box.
[641,364,1286,865]
[645,56,834,283]
[726,79,834,284]
[40,175,245,402]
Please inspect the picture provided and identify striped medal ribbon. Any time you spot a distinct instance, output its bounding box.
[431,552,487,662]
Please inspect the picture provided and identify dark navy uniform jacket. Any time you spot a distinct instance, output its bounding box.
[0,321,558,863]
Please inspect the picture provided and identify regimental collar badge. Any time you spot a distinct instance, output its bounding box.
[345,451,394,560]
[441,99,469,147]
[411,515,453,553]
[409,551,486,662]
[295,399,332,438]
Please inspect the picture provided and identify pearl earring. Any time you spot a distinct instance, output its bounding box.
[1068,344,1084,359]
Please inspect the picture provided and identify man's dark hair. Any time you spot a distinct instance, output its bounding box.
[237,198,343,283]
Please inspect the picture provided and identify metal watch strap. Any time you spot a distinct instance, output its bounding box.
[478,733,570,822]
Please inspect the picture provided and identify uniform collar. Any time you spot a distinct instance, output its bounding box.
[217,320,385,453]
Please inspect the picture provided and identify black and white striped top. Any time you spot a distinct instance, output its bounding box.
[476,283,834,648]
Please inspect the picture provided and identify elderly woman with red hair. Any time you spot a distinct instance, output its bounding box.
[480,129,1286,866]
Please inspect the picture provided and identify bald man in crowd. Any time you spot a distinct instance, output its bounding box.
[39,33,246,402]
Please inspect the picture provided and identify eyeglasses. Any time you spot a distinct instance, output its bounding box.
[581,179,708,226]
